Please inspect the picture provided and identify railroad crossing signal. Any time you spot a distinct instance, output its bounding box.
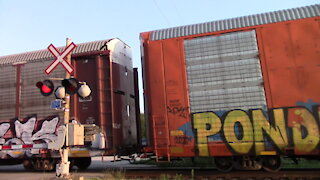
[61,78,80,95]
[36,78,91,99]
[60,78,91,98]
[77,83,91,98]
[36,80,54,96]
[45,42,76,75]
[54,86,66,99]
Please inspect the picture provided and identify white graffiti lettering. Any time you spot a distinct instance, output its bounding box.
[0,123,10,144]
[0,116,60,157]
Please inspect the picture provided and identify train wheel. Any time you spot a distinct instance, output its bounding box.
[262,156,281,172]
[23,160,35,171]
[74,157,91,170]
[42,159,55,171]
[233,156,262,170]
[214,157,233,172]
[28,158,56,171]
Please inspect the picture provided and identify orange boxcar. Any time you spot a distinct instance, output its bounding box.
[140,4,320,171]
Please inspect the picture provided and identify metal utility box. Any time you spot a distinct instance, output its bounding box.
[68,124,84,146]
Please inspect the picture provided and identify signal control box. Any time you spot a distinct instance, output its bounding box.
[67,124,84,146]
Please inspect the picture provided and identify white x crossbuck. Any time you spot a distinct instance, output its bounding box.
[45,42,77,75]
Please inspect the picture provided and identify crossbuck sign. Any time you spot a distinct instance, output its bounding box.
[45,42,77,75]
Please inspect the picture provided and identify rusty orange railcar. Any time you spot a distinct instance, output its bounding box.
[140,4,320,171]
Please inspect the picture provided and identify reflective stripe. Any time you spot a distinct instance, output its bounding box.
[0,144,47,150]
[11,145,23,149]
[260,151,277,155]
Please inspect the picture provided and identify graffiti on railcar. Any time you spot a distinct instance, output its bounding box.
[192,106,320,156]
[0,116,59,157]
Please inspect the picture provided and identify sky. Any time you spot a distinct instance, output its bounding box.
[0,0,318,112]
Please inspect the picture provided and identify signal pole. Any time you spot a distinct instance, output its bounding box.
[59,38,71,177]
[65,38,71,123]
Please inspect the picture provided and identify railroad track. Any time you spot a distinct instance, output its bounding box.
[102,168,320,180]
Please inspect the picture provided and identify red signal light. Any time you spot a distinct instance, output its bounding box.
[36,80,54,96]
[42,85,52,93]
[61,78,80,95]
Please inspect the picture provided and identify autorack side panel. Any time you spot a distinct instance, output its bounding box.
[257,17,320,108]
[140,37,172,157]
[20,60,65,119]
[142,30,268,158]
[184,30,266,113]
[141,5,320,159]
[160,38,194,157]
[141,36,209,157]
[0,65,16,120]
[184,30,267,157]
[111,62,137,149]
[108,39,137,152]
[72,55,101,131]
[71,53,116,153]
[256,17,320,155]
[0,61,65,121]
[72,39,138,154]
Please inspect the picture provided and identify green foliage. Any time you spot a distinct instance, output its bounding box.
[282,158,320,168]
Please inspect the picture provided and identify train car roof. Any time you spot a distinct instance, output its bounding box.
[144,4,320,41]
[0,38,115,66]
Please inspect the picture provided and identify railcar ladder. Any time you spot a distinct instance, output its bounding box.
[152,116,171,162]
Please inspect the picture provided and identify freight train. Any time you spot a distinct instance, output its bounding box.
[140,4,320,172]
[0,38,139,171]
[0,4,319,172]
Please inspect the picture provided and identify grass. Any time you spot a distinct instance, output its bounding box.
[159,174,186,180]
[282,158,320,169]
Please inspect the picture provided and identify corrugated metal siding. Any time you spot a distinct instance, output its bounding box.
[0,39,111,65]
[184,30,267,113]
[20,61,65,118]
[151,4,320,40]
[0,39,113,120]
[0,66,16,120]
